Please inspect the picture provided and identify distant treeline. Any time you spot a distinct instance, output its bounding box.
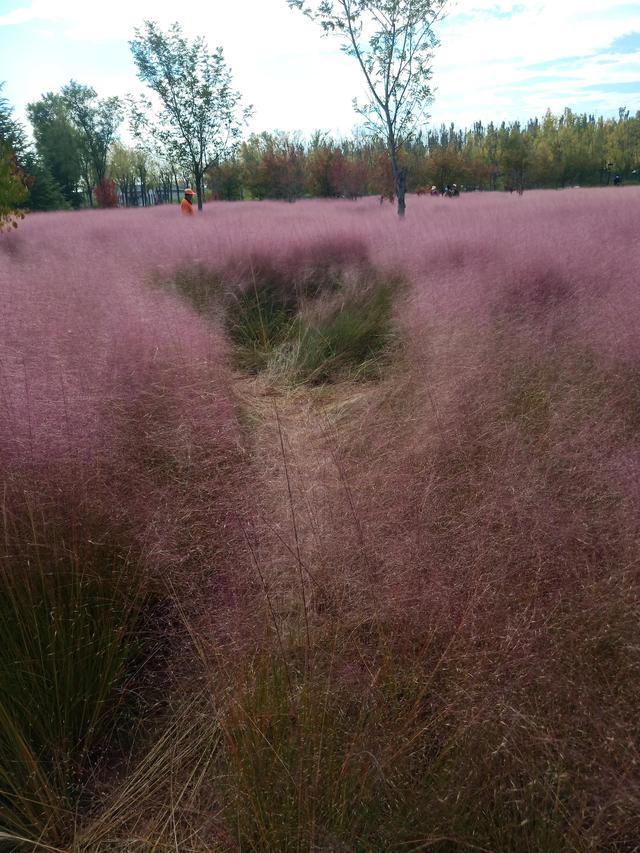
[219,109,640,200]
[2,79,639,211]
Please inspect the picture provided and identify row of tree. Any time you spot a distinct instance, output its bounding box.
[422,108,640,192]
[5,89,640,215]
[4,80,640,214]
[1,80,123,215]
[2,12,640,227]
[0,19,249,223]
[209,109,640,201]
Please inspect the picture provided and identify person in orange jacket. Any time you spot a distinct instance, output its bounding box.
[180,188,196,215]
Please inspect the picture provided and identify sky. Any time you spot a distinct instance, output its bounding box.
[1,0,639,140]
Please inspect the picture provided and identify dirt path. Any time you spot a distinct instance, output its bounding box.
[231,374,380,619]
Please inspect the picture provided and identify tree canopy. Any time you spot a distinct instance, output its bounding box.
[0,83,29,226]
[61,81,123,206]
[27,94,83,207]
[0,142,27,230]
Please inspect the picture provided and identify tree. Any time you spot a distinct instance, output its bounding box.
[61,81,122,206]
[288,0,446,217]
[94,178,119,208]
[109,143,137,205]
[239,132,306,200]
[27,93,83,207]
[207,156,244,200]
[127,99,186,204]
[262,132,306,201]
[498,123,531,193]
[240,134,270,199]
[0,142,27,230]
[0,83,30,167]
[608,108,640,181]
[0,83,52,215]
[27,161,69,210]
[133,147,154,206]
[306,132,336,196]
[129,20,250,211]
[107,144,156,206]
[425,143,464,189]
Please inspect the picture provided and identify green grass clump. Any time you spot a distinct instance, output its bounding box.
[156,252,400,384]
[0,502,146,848]
[218,639,570,852]
[225,280,298,373]
[69,619,592,851]
[225,275,398,383]
[293,284,396,383]
[221,655,387,851]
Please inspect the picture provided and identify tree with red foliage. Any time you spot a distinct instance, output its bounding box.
[242,132,306,201]
[306,134,335,197]
[328,150,368,198]
[371,151,395,202]
[95,177,119,208]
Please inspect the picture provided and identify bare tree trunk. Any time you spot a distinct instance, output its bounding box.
[83,165,94,208]
[390,148,407,218]
[395,166,407,217]
[195,169,204,211]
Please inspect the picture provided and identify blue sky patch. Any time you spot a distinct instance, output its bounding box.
[504,74,578,89]
[525,55,592,72]
[599,3,640,20]
[483,3,526,20]
[605,31,640,53]
[583,80,640,93]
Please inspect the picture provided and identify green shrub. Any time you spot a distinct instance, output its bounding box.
[222,270,399,383]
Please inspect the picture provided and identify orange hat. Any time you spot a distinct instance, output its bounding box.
[184,188,196,196]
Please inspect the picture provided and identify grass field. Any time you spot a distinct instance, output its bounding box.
[1,189,639,851]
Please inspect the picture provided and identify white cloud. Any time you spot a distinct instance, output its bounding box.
[0,5,38,24]
[429,0,640,125]
[1,0,639,134]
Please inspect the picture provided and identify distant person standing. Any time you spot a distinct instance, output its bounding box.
[180,188,196,215]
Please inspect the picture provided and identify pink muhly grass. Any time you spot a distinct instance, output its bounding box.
[4,190,638,641]
[0,212,243,610]
[336,188,640,844]
[1,189,640,847]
